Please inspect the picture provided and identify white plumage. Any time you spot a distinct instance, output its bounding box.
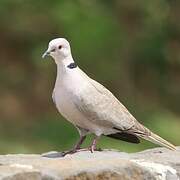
[42,38,176,155]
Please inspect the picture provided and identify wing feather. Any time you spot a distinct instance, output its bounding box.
[72,71,137,131]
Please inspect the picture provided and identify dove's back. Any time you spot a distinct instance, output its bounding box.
[53,66,137,135]
[53,66,176,150]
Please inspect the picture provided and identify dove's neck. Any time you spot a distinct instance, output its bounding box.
[55,55,77,83]
[56,55,74,70]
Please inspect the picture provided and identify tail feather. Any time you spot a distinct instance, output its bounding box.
[106,132,140,144]
[139,132,176,150]
[131,122,176,150]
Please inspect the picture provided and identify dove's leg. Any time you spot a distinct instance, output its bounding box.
[74,129,100,153]
[89,135,100,153]
[62,135,101,156]
[42,135,86,158]
[74,126,89,150]
[72,135,87,151]
[61,135,86,156]
[67,135,101,154]
[61,127,89,156]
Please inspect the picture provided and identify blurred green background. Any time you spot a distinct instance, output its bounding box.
[0,0,179,154]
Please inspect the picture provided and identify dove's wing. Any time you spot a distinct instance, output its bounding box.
[72,70,176,150]
[72,70,142,133]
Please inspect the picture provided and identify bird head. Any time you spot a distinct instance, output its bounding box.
[42,38,71,61]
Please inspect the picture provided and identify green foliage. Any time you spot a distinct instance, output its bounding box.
[0,0,179,153]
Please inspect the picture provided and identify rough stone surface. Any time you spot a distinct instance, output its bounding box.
[0,147,179,180]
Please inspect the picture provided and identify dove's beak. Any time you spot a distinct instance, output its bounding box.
[42,50,50,59]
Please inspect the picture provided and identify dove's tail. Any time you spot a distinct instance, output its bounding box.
[139,132,176,150]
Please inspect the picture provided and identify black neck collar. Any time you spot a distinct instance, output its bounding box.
[67,62,77,69]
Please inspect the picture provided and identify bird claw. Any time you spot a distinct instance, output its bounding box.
[63,146,102,156]
[42,147,102,158]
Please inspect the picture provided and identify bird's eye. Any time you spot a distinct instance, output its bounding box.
[58,45,62,49]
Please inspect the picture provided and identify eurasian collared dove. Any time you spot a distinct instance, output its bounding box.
[42,38,176,155]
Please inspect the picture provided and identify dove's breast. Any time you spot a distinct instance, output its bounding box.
[52,70,108,135]
[53,83,84,126]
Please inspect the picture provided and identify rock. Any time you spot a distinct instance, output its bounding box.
[0,147,179,180]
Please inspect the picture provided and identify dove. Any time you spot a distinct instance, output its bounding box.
[42,38,176,155]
